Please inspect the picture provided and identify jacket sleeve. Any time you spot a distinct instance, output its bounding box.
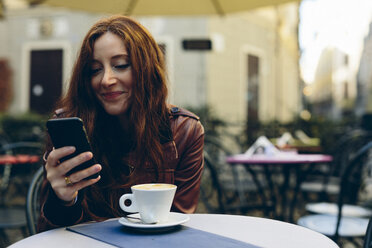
[37,136,85,233]
[171,115,205,213]
[37,179,84,232]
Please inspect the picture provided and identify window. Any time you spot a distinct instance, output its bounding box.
[247,54,260,122]
[246,54,260,142]
[182,39,212,51]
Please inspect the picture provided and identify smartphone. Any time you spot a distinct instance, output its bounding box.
[46,117,99,180]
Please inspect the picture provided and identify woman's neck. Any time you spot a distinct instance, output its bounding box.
[118,113,130,132]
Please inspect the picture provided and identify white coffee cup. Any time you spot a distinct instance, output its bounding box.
[119,183,177,224]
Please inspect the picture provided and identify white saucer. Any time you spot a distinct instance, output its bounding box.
[306,202,372,217]
[119,212,190,229]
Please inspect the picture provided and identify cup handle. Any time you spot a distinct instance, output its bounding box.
[119,193,138,213]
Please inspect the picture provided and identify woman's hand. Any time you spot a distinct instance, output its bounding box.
[45,146,101,204]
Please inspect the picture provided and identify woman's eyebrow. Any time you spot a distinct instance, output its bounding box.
[91,54,129,63]
[112,54,129,60]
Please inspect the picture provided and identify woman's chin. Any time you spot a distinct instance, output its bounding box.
[103,106,128,116]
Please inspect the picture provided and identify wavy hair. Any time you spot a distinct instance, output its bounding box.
[56,15,169,191]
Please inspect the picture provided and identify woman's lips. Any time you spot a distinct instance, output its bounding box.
[101,91,125,100]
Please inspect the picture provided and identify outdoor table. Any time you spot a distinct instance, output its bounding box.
[0,154,41,201]
[226,153,333,223]
[8,214,338,248]
[0,141,43,197]
[0,146,42,244]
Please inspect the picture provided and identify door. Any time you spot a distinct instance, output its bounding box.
[246,54,260,143]
[30,49,63,114]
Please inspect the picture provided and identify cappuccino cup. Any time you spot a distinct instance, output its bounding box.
[119,183,177,224]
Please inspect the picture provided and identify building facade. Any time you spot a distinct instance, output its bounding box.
[0,3,301,132]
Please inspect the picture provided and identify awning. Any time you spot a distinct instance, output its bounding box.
[28,0,301,16]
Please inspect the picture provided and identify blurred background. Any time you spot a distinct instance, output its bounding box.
[1,0,372,149]
[1,0,372,247]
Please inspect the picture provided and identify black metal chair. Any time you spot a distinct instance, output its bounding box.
[200,150,228,213]
[0,141,43,246]
[364,216,372,248]
[298,141,372,246]
[26,166,44,235]
[200,135,272,216]
[300,129,372,203]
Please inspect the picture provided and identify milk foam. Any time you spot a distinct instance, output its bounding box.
[133,183,176,190]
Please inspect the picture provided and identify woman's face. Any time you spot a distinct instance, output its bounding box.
[90,32,133,116]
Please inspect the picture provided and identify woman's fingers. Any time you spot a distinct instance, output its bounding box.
[70,176,101,193]
[55,175,101,202]
[45,149,92,184]
[45,146,75,170]
[44,146,102,203]
[67,164,102,184]
[58,152,94,176]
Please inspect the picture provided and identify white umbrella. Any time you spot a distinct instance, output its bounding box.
[28,0,300,16]
[0,1,4,18]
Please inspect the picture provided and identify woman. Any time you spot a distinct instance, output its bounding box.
[38,15,204,232]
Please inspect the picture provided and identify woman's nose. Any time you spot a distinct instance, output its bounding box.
[102,68,116,87]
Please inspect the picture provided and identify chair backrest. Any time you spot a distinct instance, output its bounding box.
[201,133,240,214]
[26,166,44,235]
[364,216,372,248]
[334,140,372,240]
[0,134,8,147]
[0,141,44,205]
[201,134,269,215]
[330,129,372,178]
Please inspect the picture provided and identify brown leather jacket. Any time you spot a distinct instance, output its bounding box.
[37,106,204,232]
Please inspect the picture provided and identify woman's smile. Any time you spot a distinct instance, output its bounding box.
[101,91,126,101]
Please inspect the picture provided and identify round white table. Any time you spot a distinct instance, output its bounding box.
[9,214,339,248]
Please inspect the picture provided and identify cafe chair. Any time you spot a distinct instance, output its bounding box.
[0,141,43,202]
[200,136,271,216]
[298,141,372,245]
[364,216,372,248]
[300,129,372,203]
[26,166,44,235]
[0,141,43,246]
[200,151,227,213]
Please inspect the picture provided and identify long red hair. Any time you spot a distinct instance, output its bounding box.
[56,15,169,189]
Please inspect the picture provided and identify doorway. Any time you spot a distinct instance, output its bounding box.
[21,41,71,114]
[246,54,260,143]
[30,49,63,114]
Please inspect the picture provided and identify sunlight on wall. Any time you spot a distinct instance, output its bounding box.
[299,0,372,84]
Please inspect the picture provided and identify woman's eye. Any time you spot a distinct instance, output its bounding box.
[90,68,102,75]
[115,64,131,70]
